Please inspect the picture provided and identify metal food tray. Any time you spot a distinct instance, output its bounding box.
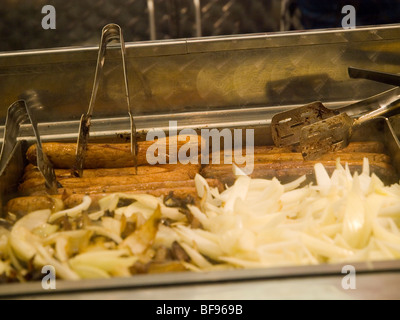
[1,25,400,299]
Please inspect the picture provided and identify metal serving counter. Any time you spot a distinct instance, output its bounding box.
[1,25,400,300]
[1,260,400,299]
[14,272,400,300]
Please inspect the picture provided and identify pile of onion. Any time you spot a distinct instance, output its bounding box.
[1,158,400,280]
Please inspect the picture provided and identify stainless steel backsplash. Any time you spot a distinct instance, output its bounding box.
[0,25,398,125]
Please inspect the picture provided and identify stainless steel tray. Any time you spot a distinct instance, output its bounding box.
[1,114,400,299]
[2,25,400,299]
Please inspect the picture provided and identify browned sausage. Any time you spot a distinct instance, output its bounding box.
[19,164,201,195]
[23,164,199,181]
[212,152,391,165]
[26,136,202,169]
[202,161,396,185]
[6,195,64,215]
[215,141,385,156]
[7,180,223,214]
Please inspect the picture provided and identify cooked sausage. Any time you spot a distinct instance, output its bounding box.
[60,185,216,208]
[8,179,223,214]
[213,152,391,164]
[202,161,396,185]
[26,136,202,169]
[6,195,64,215]
[23,164,200,181]
[214,141,385,156]
[19,165,201,195]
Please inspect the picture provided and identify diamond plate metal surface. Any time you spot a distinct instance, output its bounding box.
[0,0,281,51]
[0,0,151,51]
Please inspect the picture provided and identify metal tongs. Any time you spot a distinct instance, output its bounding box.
[271,68,400,160]
[73,24,137,177]
[300,88,400,159]
[0,100,58,193]
[348,67,400,87]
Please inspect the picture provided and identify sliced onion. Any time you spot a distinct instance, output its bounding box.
[0,260,8,275]
[70,264,110,279]
[14,209,51,231]
[195,174,210,199]
[179,242,213,269]
[49,196,91,223]
[34,243,80,281]
[283,175,307,192]
[68,250,136,276]
[86,226,123,244]
[4,156,400,280]
[10,226,42,261]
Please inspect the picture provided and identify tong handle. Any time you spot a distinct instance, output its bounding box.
[73,23,136,177]
[0,100,59,193]
[355,96,400,126]
[72,114,91,177]
[87,25,122,116]
[338,85,400,118]
[0,101,29,174]
[129,112,137,168]
[349,67,400,87]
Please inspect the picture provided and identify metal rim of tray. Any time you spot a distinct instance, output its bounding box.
[1,259,400,298]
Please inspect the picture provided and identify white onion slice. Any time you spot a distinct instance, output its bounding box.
[49,196,91,223]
